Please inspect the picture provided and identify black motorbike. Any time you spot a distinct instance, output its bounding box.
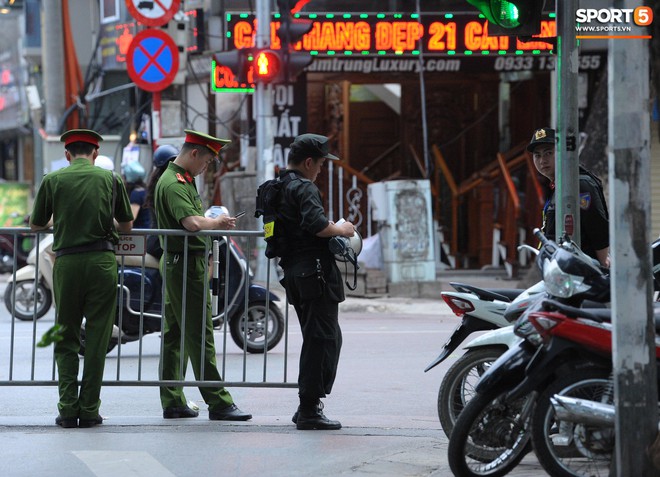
[447,229,611,477]
[80,236,285,355]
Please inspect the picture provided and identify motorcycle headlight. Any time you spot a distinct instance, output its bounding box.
[543,258,591,298]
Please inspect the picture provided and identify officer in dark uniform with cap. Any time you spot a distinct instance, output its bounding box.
[154,129,251,421]
[528,127,610,266]
[30,129,134,428]
[273,133,355,430]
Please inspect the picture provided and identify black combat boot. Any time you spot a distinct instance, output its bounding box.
[296,400,341,430]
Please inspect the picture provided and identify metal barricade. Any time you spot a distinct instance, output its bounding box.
[0,226,296,390]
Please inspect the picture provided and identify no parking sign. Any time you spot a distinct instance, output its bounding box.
[126,29,179,92]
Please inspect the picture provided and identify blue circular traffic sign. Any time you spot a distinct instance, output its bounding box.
[126,29,179,92]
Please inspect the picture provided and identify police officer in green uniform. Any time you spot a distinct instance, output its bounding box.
[273,134,355,430]
[528,127,610,267]
[154,129,251,421]
[30,129,133,428]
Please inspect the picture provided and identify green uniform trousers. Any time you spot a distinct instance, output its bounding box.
[52,251,117,419]
[159,254,233,410]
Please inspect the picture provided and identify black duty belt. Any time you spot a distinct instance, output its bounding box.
[55,240,115,258]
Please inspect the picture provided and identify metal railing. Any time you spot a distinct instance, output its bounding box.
[0,227,296,389]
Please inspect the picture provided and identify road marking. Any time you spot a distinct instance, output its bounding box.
[73,451,176,477]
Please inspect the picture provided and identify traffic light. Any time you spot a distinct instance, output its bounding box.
[252,49,283,84]
[276,0,314,83]
[214,49,251,84]
[466,0,545,36]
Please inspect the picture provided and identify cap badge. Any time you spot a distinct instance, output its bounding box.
[534,129,547,140]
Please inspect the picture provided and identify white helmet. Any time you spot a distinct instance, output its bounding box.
[330,223,363,263]
[95,155,115,171]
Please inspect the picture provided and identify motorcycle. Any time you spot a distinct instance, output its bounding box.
[447,229,611,477]
[424,279,536,437]
[524,296,660,477]
[4,233,55,320]
[79,234,285,355]
[525,300,625,477]
[425,243,549,438]
[0,214,32,274]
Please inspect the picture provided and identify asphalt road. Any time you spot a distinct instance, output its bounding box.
[0,275,548,476]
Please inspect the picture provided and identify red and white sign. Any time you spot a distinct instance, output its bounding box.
[126,29,179,92]
[125,0,181,27]
[115,235,146,256]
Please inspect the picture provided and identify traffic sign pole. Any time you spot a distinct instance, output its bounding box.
[152,90,161,145]
[254,0,275,282]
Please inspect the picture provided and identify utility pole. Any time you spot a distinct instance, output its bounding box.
[254,0,275,281]
[608,0,656,474]
[42,0,65,136]
[554,0,580,244]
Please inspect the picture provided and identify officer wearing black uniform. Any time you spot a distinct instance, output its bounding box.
[528,127,610,266]
[274,133,355,430]
[30,129,134,428]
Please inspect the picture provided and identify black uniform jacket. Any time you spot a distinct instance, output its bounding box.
[543,172,609,259]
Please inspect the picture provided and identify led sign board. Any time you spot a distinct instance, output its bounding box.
[213,12,606,91]
[224,12,556,57]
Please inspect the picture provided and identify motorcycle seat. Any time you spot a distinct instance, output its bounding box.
[116,253,160,269]
[450,282,523,303]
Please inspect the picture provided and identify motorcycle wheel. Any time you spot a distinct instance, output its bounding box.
[229,301,285,354]
[438,346,507,438]
[447,385,533,477]
[4,280,52,321]
[531,367,613,477]
[78,327,117,356]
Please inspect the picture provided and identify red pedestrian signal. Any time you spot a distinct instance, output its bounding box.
[252,50,283,83]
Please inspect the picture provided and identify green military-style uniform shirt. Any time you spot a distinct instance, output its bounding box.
[153,161,234,411]
[31,158,133,249]
[31,157,133,421]
[154,162,207,252]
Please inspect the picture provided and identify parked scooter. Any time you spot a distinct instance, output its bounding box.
[425,243,545,437]
[4,233,54,320]
[424,279,535,437]
[0,214,32,274]
[525,300,625,477]
[447,229,611,477]
[79,234,285,355]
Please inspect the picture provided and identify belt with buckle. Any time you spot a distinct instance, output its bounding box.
[55,240,114,258]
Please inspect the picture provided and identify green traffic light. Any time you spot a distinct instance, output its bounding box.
[491,0,520,28]
[466,0,523,29]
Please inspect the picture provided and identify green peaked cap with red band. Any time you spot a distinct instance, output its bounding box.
[184,129,231,157]
[60,129,104,148]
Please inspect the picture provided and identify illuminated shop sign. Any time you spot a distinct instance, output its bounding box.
[224,12,556,57]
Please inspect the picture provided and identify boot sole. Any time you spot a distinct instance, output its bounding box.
[296,422,342,430]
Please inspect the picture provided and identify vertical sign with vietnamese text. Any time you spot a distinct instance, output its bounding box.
[271,75,308,169]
